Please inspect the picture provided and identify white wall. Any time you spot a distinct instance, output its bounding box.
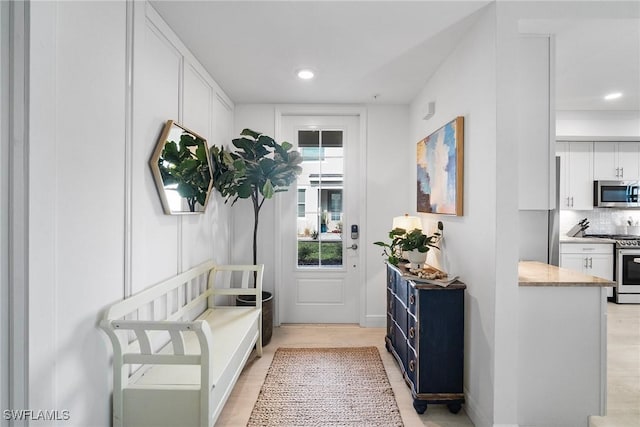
[365,105,411,326]
[26,2,233,425]
[28,3,126,423]
[231,104,278,296]
[557,110,640,139]
[410,5,502,426]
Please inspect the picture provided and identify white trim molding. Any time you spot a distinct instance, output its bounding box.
[364,315,385,328]
[0,0,10,417]
[7,0,30,419]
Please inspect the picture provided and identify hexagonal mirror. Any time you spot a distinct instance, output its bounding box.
[149,120,213,214]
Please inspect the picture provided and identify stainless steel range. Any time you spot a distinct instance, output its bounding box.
[586,234,640,303]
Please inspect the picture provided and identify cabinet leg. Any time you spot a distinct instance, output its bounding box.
[412,400,428,414]
[447,402,462,414]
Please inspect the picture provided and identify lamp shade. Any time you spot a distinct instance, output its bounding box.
[392,214,422,232]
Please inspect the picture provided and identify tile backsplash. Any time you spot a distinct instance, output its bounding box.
[560,209,640,236]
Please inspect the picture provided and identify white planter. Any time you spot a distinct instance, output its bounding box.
[403,249,428,268]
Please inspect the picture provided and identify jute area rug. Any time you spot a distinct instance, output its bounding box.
[247,347,404,427]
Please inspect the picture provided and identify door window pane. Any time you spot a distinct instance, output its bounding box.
[297,189,306,217]
[297,129,344,268]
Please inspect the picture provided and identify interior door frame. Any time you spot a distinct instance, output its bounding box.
[274,105,367,326]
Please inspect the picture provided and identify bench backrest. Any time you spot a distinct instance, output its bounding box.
[101,262,263,367]
[103,262,264,322]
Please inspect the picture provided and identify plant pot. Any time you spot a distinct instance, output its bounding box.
[236,291,273,346]
[402,249,428,268]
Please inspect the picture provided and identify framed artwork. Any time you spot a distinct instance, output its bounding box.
[416,116,464,216]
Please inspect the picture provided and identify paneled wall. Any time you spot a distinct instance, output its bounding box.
[26,2,233,425]
[131,4,233,294]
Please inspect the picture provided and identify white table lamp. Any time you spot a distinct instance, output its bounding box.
[392,214,422,232]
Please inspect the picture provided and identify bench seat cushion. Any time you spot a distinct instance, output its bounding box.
[132,306,260,388]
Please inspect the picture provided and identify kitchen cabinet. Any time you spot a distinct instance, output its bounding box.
[385,264,465,414]
[593,142,640,180]
[557,142,593,210]
[560,242,614,281]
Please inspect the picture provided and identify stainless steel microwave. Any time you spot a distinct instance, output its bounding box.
[594,180,640,208]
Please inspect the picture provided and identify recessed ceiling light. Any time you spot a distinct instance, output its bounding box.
[297,69,315,80]
[604,92,623,100]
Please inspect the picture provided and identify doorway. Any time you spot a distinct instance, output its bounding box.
[277,113,363,324]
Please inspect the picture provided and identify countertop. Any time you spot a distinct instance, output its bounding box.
[559,236,616,244]
[518,261,614,287]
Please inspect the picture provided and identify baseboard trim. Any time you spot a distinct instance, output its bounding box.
[464,387,492,427]
[363,314,385,328]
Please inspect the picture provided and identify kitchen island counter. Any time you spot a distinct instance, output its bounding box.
[518,261,614,287]
[517,261,609,427]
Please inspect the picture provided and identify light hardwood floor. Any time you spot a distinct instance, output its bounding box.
[591,302,640,427]
[217,302,640,427]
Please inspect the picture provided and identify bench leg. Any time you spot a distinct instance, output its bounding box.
[256,328,263,357]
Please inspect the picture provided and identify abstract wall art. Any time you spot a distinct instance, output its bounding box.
[416,116,464,216]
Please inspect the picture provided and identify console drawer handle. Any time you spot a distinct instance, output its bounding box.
[409,359,415,372]
[409,327,415,339]
[409,295,415,305]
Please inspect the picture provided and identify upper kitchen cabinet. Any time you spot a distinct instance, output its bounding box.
[593,142,640,180]
[557,141,593,210]
[518,36,555,210]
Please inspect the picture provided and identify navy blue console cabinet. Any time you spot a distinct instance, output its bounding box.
[385,263,466,414]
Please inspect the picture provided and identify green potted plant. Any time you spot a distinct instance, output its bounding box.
[210,129,302,345]
[374,221,443,267]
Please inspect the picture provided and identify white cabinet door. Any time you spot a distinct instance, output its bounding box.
[593,142,617,180]
[617,142,640,179]
[593,142,640,180]
[560,253,589,273]
[557,142,593,210]
[590,254,614,281]
[568,143,593,210]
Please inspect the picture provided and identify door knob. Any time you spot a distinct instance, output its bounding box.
[348,243,358,250]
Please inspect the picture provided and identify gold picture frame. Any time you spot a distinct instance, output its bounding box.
[416,116,464,216]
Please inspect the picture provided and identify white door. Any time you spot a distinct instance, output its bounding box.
[279,115,361,323]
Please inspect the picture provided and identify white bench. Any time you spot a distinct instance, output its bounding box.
[100,261,263,427]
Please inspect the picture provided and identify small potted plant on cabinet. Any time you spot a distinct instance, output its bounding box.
[374,221,443,267]
[210,129,302,345]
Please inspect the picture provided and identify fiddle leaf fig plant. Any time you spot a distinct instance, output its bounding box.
[210,129,303,277]
[374,221,443,266]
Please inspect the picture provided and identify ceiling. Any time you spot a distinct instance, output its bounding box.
[152,1,639,110]
[522,18,640,111]
[151,1,491,104]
